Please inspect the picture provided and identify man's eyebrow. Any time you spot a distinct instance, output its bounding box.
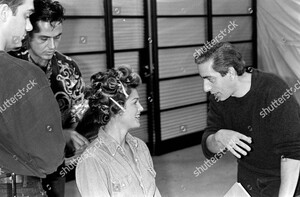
[39,33,62,38]
[200,75,208,79]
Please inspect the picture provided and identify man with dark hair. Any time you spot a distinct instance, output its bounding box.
[0,0,65,196]
[9,0,89,196]
[195,42,300,196]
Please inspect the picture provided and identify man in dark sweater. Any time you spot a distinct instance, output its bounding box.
[194,42,300,196]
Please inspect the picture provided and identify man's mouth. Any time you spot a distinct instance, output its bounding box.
[213,92,220,102]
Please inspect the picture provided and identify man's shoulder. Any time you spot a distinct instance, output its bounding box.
[54,51,76,65]
[254,69,288,89]
[1,51,40,73]
[0,52,49,87]
[8,47,29,61]
[54,51,81,72]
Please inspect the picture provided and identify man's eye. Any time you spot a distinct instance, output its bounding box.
[208,78,215,83]
[40,37,48,41]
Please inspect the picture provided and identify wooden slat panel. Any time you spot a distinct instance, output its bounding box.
[58,0,104,16]
[161,105,207,140]
[112,0,143,16]
[212,0,252,14]
[58,19,106,53]
[158,18,206,47]
[159,76,207,110]
[212,17,252,42]
[113,19,144,50]
[114,52,139,73]
[129,114,148,142]
[159,47,199,78]
[157,0,206,15]
[69,54,106,85]
[234,42,253,66]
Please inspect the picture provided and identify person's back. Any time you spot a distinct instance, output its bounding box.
[0,52,65,176]
[0,0,65,196]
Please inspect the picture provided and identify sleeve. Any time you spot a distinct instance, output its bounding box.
[267,79,300,160]
[76,156,111,197]
[201,95,226,159]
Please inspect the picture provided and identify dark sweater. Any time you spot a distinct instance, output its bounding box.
[202,69,300,176]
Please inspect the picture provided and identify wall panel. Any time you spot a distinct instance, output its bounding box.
[212,0,252,14]
[58,19,106,53]
[113,19,144,50]
[157,0,206,15]
[157,18,206,47]
[70,54,106,85]
[58,0,104,15]
[112,0,144,16]
[159,47,199,78]
[159,77,206,110]
[212,17,252,42]
[161,105,207,140]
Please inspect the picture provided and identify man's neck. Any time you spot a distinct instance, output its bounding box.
[28,50,49,67]
[232,72,252,97]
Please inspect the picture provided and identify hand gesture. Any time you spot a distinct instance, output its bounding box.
[215,129,252,158]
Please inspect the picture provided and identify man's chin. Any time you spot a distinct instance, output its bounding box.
[43,54,54,60]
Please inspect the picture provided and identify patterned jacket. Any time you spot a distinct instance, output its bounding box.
[9,49,85,128]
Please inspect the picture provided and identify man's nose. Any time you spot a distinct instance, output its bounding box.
[203,80,212,93]
[26,19,33,32]
[48,38,56,49]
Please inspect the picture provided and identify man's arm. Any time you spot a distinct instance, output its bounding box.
[279,158,300,197]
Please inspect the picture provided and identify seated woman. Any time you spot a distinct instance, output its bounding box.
[75,66,161,197]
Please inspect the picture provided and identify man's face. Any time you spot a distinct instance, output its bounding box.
[5,0,34,50]
[29,21,62,61]
[197,59,235,102]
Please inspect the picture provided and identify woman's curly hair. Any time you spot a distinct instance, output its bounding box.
[76,65,141,141]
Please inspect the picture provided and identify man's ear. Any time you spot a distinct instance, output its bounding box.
[0,4,10,22]
[228,67,236,79]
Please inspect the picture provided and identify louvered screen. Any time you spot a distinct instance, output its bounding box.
[59,0,104,15]
[112,0,144,16]
[159,47,199,79]
[160,77,206,110]
[161,105,207,140]
[157,18,206,47]
[58,19,105,53]
[115,52,139,73]
[70,54,106,85]
[212,0,252,14]
[157,0,207,148]
[157,0,206,15]
[113,19,144,50]
[212,17,252,42]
